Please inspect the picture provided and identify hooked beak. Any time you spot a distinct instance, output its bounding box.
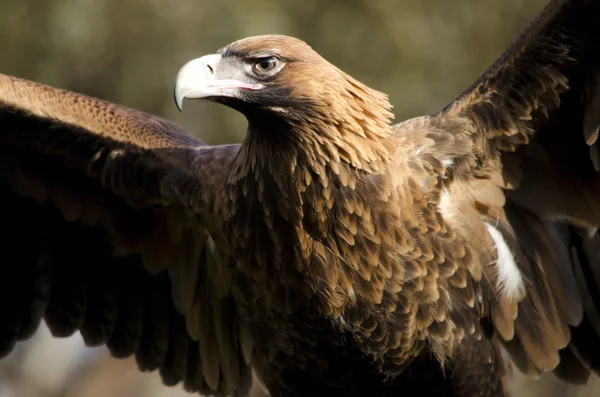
[173,54,264,111]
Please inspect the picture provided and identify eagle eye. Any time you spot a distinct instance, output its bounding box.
[251,57,282,78]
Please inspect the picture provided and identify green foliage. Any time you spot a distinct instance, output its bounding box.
[0,0,546,144]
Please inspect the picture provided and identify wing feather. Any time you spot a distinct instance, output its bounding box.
[421,0,600,383]
[0,73,250,396]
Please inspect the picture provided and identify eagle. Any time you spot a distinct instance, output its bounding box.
[1,0,600,396]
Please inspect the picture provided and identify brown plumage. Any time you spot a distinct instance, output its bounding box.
[1,0,600,396]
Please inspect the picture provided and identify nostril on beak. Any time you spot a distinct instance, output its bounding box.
[196,54,221,79]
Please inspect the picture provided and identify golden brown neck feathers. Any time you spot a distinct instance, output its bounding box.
[284,64,396,174]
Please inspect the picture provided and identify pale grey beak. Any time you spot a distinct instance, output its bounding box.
[173,53,263,111]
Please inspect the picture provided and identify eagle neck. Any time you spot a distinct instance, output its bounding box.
[229,114,394,185]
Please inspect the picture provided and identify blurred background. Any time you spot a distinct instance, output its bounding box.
[0,0,598,396]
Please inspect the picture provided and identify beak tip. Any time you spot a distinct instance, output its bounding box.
[174,89,184,112]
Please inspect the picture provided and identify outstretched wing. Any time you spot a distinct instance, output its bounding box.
[0,73,252,396]
[428,0,600,384]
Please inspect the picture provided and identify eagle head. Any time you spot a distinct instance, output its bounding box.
[174,35,393,130]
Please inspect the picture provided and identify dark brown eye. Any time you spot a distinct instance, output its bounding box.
[252,57,279,75]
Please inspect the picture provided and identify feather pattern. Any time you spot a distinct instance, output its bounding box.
[0,74,251,397]
[1,1,600,396]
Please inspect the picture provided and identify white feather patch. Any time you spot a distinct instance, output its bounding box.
[484,223,525,300]
[437,189,455,221]
[441,159,454,168]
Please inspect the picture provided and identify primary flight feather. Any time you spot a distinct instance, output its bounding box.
[1,0,600,396]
